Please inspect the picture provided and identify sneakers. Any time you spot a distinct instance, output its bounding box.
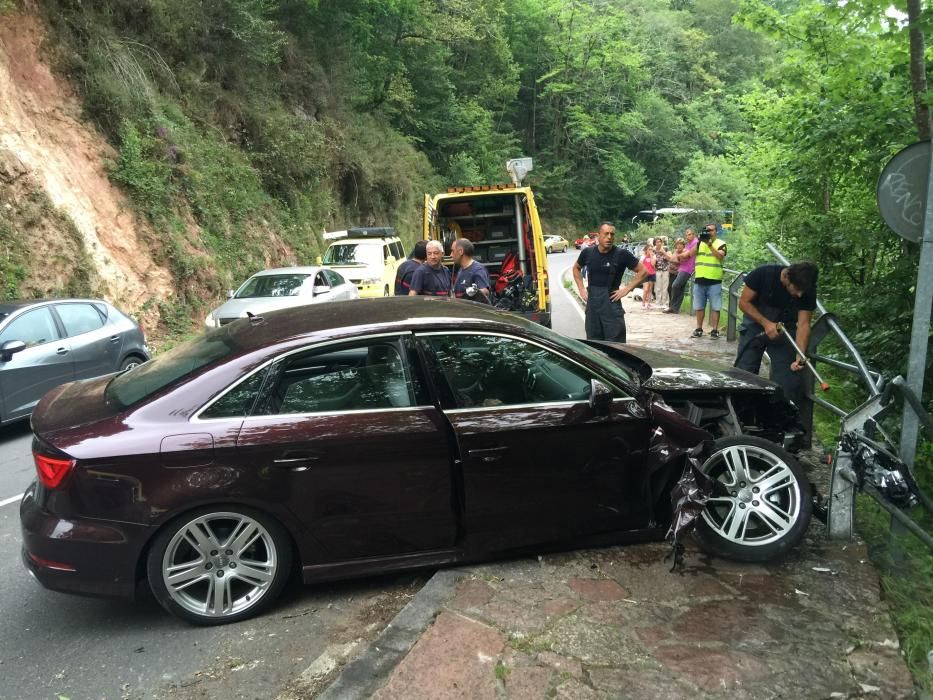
[691,328,703,338]
[710,329,720,339]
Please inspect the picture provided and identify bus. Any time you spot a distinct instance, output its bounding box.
[631,207,735,232]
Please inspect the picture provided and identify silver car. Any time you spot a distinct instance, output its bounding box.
[0,298,149,424]
[204,266,359,331]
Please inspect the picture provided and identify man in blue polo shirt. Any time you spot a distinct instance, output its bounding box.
[408,239,451,296]
[572,222,647,342]
[451,238,491,303]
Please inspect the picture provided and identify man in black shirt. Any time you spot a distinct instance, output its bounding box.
[408,240,452,296]
[735,261,819,405]
[394,240,427,295]
[572,222,647,342]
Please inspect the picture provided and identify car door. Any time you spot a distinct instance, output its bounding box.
[325,270,355,300]
[419,331,653,554]
[53,301,116,378]
[0,305,74,420]
[234,334,458,560]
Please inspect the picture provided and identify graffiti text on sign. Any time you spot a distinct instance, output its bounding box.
[881,172,924,227]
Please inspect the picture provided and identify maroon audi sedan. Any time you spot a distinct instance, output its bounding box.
[21,298,811,624]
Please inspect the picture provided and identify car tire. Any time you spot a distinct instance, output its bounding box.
[119,355,146,372]
[693,436,812,562]
[384,285,390,297]
[146,506,293,625]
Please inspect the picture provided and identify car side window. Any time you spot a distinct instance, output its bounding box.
[55,303,105,337]
[392,241,404,259]
[0,307,60,348]
[383,244,392,261]
[424,334,610,409]
[201,367,270,419]
[314,272,329,289]
[324,270,344,286]
[258,339,414,415]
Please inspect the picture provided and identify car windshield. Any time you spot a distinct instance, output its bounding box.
[527,324,640,390]
[322,243,382,267]
[235,274,310,298]
[106,328,243,408]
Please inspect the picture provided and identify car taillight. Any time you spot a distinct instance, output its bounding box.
[34,453,76,489]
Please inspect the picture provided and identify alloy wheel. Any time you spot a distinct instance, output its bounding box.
[701,443,803,547]
[160,512,279,619]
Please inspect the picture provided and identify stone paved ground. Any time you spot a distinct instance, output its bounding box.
[371,536,915,699]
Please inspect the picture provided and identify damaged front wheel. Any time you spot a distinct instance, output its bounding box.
[694,436,812,562]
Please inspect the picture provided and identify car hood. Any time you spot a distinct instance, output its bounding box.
[324,264,378,279]
[210,296,313,319]
[31,374,120,438]
[606,344,780,394]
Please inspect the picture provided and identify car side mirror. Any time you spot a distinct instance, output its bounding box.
[315,255,323,265]
[386,255,396,264]
[589,379,612,415]
[0,339,27,362]
[226,290,235,299]
[313,285,331,296]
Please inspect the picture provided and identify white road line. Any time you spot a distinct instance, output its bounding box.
[0,493,24,508]
[558,268,587,322]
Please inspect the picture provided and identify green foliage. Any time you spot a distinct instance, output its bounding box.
[111,120,175,214]
[0,0,16,14]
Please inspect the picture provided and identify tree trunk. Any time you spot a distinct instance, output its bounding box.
[907,0,931,140]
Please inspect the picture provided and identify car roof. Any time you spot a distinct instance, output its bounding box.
[222,297,540,354]
[0,298,109,314]
[250,267,325,276]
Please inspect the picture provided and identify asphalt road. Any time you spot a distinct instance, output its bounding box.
[0,257,582,700]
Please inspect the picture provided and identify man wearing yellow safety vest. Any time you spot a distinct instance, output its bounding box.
[690,224,727,339]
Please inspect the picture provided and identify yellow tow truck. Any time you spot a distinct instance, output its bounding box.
[423,158,551,327]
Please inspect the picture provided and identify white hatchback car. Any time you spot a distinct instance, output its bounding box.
[204,267,359,330]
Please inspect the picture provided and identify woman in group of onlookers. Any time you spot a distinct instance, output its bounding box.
[639,237,686,311]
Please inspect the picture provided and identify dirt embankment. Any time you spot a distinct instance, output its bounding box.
[0,11,172,322]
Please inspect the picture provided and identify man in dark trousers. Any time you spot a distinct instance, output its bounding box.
[734,261,819,406]
[450,238,491,302]
[572,222,647,342]
[408,240,451,296]
[394,240,427,295]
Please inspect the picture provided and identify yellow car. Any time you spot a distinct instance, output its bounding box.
[544,235,569,253]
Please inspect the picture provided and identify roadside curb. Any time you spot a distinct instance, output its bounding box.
[317,569,464,699]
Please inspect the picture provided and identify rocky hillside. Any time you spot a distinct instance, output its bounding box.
[0,12,172,329]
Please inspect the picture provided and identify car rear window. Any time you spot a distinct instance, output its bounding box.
[106,328,243,408]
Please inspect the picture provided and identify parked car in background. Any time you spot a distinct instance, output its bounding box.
[204,266,358,331]
[0,298,148,424]
[574,233,597,249]
[544,235,569,253]
[23,298,810,625]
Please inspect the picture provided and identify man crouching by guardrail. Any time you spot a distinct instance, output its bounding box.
[734,261,819,406]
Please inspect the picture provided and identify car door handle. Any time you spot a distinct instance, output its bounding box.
[468,446,509,463]
[55,347,69,355]
[110,334,121,343]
